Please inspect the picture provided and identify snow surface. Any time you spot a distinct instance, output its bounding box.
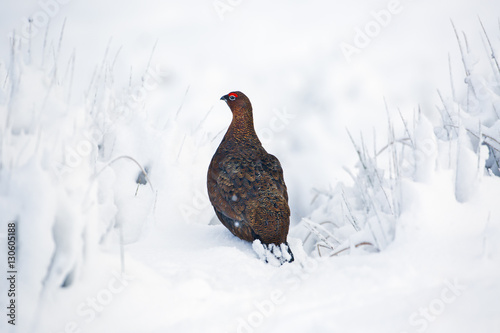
[0,0,500,332]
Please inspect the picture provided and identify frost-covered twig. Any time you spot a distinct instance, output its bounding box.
[375,138,412,156]
[329,241,375,257]
[346,128,367,171]
[41,24,50,68]
[175,85,190,119]
[385,98,398,181]
[111,46,122,75]
[398,108,413,147]
[479,17,500,75]
[210,128,226,143]
[451,20,477,99]
[85,66,98,99]
[94,155,155,192]
[448,53,456,101]
[301,218,341,245]
[317,243,333,257]
[27,19,33,64]
[196,106,214,132]
[62,49,76,107]
[176,134,186,162]
[119,218,125,274]
[143,39,158,84]
[311,187,334,199]
[51,18,67,80]
[477,120,483,172]
[493,104,500,120]
[437,89,459,137]
[448,124,500,153]
[451,20,470,77]
[341,187,360,231]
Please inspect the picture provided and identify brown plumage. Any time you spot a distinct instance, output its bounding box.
[207,91,293,263]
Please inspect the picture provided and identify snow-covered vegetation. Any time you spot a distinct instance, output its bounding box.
[298,20,500,258]
[0,1,499,332]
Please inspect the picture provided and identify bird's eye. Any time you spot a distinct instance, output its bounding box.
[228,93,237,101]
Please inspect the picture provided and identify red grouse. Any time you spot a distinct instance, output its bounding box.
[207,91,293,264]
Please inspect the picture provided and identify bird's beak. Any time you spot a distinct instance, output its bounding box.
[220,94,228,102]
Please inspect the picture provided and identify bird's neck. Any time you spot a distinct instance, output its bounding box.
[225,108,261,145]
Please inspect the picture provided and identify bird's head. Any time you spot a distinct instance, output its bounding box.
[220,91,252,113]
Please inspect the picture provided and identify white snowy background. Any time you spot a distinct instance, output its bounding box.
[1,0,500,332]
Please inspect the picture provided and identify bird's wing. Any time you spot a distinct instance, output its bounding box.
[260,153,288,202]
[208,151,289,243]
[208,155,256,222]
[208,154,264,241]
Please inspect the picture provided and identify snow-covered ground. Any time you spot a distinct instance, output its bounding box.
[1,1,500,332]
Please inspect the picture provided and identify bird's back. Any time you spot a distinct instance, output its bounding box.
[207,139,290,244]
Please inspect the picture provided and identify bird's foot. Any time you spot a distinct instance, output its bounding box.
[252,240,294,266]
